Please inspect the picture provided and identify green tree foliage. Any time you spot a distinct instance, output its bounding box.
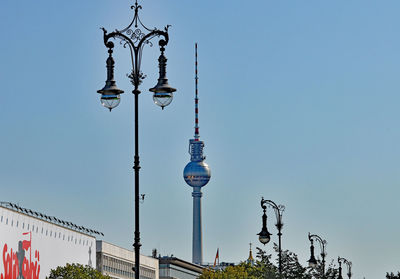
[386,272,400,279]
[307,259,339,279]
[276,247,310,279]
[323,260,340,279]
[200,264,258,279]
[252,248,279,279]
[199,245,340,279]
[47,263,110,279]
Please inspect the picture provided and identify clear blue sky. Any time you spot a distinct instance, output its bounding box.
[1,0,400,278]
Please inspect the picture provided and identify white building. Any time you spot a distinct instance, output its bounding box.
[0,202,98,279]
[159,257,203,279]
[96,241,159,279]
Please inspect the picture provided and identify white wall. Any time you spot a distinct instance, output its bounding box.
[0,206,96,279]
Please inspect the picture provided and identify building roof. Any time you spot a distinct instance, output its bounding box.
[0,201,102,237]
[96,240,159,269]
[159,257,204,274]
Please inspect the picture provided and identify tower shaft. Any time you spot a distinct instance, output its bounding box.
[192,187,203,264]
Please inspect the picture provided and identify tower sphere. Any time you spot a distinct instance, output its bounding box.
[183,161,211,188]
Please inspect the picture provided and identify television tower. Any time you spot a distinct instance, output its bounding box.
[183,43,211,265]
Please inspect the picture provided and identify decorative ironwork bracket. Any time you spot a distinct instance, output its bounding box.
[100,1,170,90]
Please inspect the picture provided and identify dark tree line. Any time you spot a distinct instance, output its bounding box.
[386,272,400,279]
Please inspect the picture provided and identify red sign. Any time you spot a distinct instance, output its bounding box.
[1,232,40,279]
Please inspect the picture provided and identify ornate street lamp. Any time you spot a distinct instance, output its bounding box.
[97,1,176,279]
[258,197,285,274]
[308,233,327,279]
[257,200,271,245]
[308,238,318,268]
[338,257,344,279]
[338,257,352,279]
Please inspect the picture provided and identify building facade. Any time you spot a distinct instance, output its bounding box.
[0,202,98,279]
[1,202,198,279]
[159,257,203,279]
[96,241,159,279]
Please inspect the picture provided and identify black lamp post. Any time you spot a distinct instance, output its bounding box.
[257,200,272,245]
[97,2,176,279]
[258,197,285,274]
[308,238,318,268]
[338,257,343,279]
[338,257,352,279]
[308,233,327,279]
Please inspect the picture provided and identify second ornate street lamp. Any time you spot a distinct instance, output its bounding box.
[97,1,176,279]
[308,233,327,279]
[338,257,344,279]
[258,197,285,274]
[338,257,352,279]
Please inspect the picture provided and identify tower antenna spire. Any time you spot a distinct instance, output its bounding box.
[194,43,200,141]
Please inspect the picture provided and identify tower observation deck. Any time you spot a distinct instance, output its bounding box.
[183,43,211,265]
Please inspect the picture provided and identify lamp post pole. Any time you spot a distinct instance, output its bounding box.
[338,257,352,279]
[97,2,176,279]
[308,233,327,279]
[257,198,285,274]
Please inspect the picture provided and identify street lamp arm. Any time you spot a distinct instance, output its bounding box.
[308,233,327,257]
[101,27,170,89]
[102,29,169,51]
[338,257,352,278]
[261,198,284,228]
[100,1,171,90]
[338,257,351,267]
